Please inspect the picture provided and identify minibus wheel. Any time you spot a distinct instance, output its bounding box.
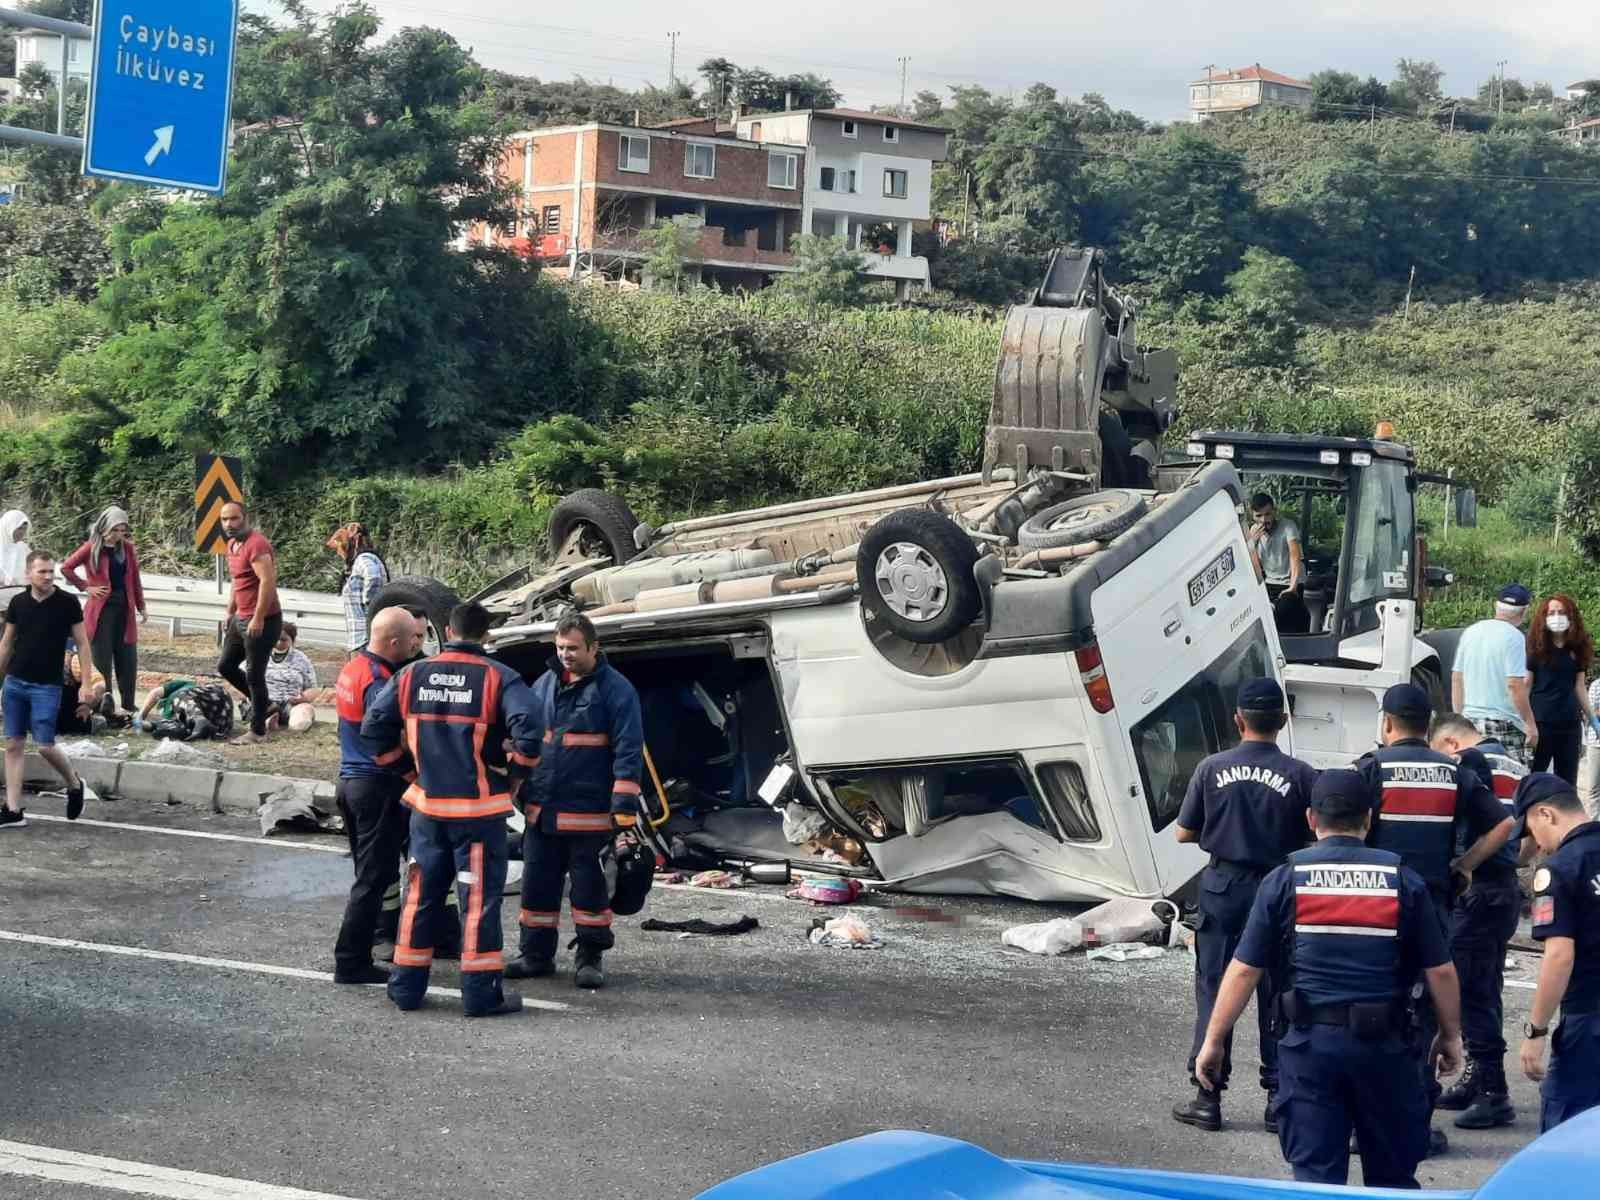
[548,489,642,564]
[1018,490,1147,549]
[857,510,982,644]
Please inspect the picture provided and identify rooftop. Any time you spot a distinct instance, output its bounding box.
[1190,65,1311,89]
[739,106,950,135]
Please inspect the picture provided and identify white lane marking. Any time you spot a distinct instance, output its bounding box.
[0,931,572,1012]
[1505,979,1536,990]
[28,812,347,854]
[0,1136,367,1199]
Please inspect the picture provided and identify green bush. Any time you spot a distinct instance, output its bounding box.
[1502,468,1564,535]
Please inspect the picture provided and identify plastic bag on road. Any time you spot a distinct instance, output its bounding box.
[809,913,881,949]
[1001,917,1085,956]
[1086,942,1166,963]
[57,738,130,760]
[142,738,225,769]
[1078,896,1181,947]
[258,782,343,837]
[782,802,829,845]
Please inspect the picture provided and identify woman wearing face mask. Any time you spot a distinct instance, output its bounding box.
[259,621,318,733]
[62,506,147,713]
[1525,593,1598,784]
[0,510,32,589]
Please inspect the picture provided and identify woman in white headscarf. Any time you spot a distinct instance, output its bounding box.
[62,505,146,713]
[0,510,31,588]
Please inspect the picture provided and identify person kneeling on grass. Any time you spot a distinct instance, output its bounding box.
[251,621,318,733]
[0,550,91,828]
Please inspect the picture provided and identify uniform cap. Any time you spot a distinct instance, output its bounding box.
[1382,683,1431,721]
[1508,771,1577,841]
[1497,583,1531,607]
[1310,769,1371,823]
[1237,677,1285,713]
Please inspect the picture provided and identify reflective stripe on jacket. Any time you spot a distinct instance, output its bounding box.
[524,656,644,831]
[361,641,541,820]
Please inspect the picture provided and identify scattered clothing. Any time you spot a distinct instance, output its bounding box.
[640,915,759,936]
[809,914,880,949]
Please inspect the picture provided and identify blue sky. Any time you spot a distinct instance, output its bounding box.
[250,1,1600,122]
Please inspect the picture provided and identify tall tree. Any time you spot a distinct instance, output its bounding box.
[1309,69,1391,120]
[19,0,92,20]
[86,1,582,475]
[1389,58,1444,112]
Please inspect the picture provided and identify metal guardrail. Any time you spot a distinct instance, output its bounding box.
[39,571,351,650]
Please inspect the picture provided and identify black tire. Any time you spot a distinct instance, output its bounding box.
[857,510,982,645]
[1018,490,1147,549]
[548,488,641,563]
[367,575,462,655]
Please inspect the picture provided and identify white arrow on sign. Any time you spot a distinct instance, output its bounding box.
[143,125,175,167]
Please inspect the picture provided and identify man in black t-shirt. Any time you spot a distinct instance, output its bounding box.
[0,550,91,828]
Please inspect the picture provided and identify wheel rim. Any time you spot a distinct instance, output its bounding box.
[874,542,950,622]
[574,521,613,559]
[1046,500,1121,533]
[422,620,443,657]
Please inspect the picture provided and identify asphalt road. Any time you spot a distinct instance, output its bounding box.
[0,790,1548,1199]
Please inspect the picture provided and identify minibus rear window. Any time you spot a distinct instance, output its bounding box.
[1130,621,1272,832]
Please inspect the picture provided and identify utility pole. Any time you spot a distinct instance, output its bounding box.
[962,169,971,235]
[1497,59,1508,117]
[667,31,680,87]
[1203,63,1215,121]
[1449,104,1457,134]
[1369,102,1376,133]
[898,56,910,114]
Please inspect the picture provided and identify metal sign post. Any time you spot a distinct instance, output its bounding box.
[81,0,239,193]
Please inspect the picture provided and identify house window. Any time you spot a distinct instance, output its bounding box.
[883,125,899,143]
[619,134,650,173]
[882,168,908,199]
[542,205,561,234]
[750,121,762,139]
[842,120,857,138]
[820,166,836,191]
[684,142,715,179]
[768,152,798,189]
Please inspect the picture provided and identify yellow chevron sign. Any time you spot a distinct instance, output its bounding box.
[194,453,243,553]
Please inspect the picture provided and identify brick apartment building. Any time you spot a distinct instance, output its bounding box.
[471,107,948,295]
[473,122,808,290]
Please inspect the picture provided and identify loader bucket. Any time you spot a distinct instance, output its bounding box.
[983,303,1106,485]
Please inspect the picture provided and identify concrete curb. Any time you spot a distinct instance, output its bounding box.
[25,751,335,817]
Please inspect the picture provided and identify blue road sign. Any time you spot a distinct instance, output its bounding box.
[82,0,240,194]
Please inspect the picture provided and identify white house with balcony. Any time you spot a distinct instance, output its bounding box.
[10,27,92,91]
[734,107,948,297]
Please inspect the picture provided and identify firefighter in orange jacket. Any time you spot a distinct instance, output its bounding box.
[504,612,644,990]
[362,601,541,1017]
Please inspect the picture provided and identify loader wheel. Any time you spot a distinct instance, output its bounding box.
[368,575,462,657]
[548,489,642,564]
[1017,490,1147,550]
[857,510,982,645]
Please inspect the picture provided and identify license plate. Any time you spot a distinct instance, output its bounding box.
[1188,546,1236,607]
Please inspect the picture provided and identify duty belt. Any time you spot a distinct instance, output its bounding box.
[1296,1001,1406,1029]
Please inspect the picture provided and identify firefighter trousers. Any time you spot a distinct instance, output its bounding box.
[387,812,509,1015]
[518,826,614,961]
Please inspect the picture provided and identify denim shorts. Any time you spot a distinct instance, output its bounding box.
[3,676,63,746]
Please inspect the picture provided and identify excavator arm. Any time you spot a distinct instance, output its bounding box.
[983,247,1179,487]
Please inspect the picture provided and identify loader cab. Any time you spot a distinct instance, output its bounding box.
[1182,432,1433,665]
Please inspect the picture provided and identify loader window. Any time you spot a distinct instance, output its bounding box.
[1130,621,1272,832]
[1346,459,1413,612]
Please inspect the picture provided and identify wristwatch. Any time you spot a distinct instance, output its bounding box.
[1524,1021,1549,1039]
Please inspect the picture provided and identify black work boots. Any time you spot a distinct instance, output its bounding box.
[1440,1059,1515,1129]
[1171,1088,1222,1132]
[1438,1059,1479,1110]
[574,946,605,990]
[503,955,555,980]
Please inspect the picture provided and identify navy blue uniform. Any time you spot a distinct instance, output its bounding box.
[1532,822,1600,1131]
[1358,739,1507,1115]
[518,656,644,962]
[362,641,542,1014]
[1177,740,1317,1093]
[1451,741,1526,1091]
[1237,838,1450,1186]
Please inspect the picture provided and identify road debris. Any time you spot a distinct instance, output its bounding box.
[1086,942,1165,963]
[640,916,760,936]
[1002,917,1085,956]
[809,913,880,949]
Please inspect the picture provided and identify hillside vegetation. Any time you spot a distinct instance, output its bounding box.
[1,5,1598,612]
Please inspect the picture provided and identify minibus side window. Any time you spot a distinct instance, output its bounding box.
[1130,621,1272,832]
